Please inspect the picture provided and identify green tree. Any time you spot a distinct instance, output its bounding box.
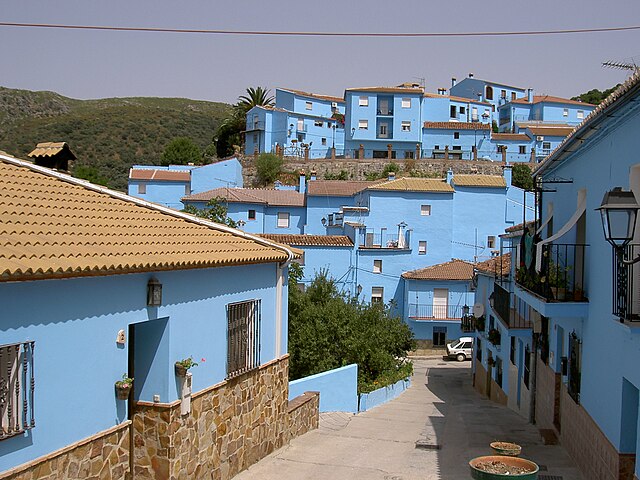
[73,165,109,186]
[512,163,533,191]
[255,152,283,185]
[182,197,237,227]
[572,84,621,105]
[236,87,274,115]
[161,137,201,166]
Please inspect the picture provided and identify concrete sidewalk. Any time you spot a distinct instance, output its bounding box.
[234,358,584,480]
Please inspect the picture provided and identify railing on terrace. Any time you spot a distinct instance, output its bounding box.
[492,282,531,329]
[327,212,344,227]
[0,341,35,440]
[613,243,640,321]
[515,243,588,303]
[408,304,466,320]
[377,109,394,115]
[461,314,476,332]
[359,229,410,249]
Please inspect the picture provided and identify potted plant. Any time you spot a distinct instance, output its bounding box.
[175,356,198,377]
[115,374,133,400]
[546,259,571,300]
[488,328,501,346]
[469,455,538,479]
[475,315,486,332]
[490,441,522,457]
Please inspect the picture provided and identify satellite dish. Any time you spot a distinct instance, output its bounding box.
[472,303,485,317]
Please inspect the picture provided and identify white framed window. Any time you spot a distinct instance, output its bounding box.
[138,183,146,194]
[542,141,551,150]
[419,241,427,255]
[314,120,323,127]
[577,110,584,119]
[379,124,387,136]
[297,119,304,130]
[519,146,526,154]
[563,108,569,117]
[277,212,290,228]
[305,101,312,110]
[401,98,411,108]
[371,287,384,304]
[401,121,411,132]
[420,204,431,216]
[487,236,496,249]
[321,138,327,145]
[359,96,369,106]
[358,119,368,130]
[500,89,506,99]
[373,259,382,273]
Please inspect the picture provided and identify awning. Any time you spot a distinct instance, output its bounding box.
[535,189,586,271]
[536,202,554,235]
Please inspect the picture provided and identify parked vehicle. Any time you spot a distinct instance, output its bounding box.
[446,336,474,361]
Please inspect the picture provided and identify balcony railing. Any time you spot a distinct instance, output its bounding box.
[461,314,476,332]
[408,304,467,320]
[360,229,410,249]
[0,341,35,440]
[377,109,394,116]
[613,244,640,321]
[327,212,344,227]
[515,243,588,303]
[492,283,531,329]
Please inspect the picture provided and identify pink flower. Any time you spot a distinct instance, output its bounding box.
[201,358,206,363]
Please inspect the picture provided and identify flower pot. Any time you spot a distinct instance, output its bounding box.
[551,286,566,301]
[490,441,522,457]
[469,455,538,480]
[175,363,188,377]
[115,384,131,400]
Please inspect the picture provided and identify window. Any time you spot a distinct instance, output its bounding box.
[519,146,526,154]
[487,236,496,249]
[253,114,259,128]
[510,337,516,365]
[305,101,312,110]
[321,138,327,146]
[511,92,516,101]
[401,98,411,108]
[419,241,427,255]
[434,145,440,151]
[379,124,387,136]
[563,108,569,117]
[277,212,290,228]
[577,110,584,119]
[371,287,384,304]
[500,89,506,99]
[248,209,256,220]
[485,86,493,100]
[297,119,304,130]
[542,141,551,150]
[496,145,503,154]
[420,204,431,216]
[138,183,146,194]
[0,342,35,439]
[314,120,323,127]
[453,132,460,140]
[227,300,261,378]
[359,96,368,106]
[373,259,382,273]
[433,326,447,347]
[495,357,503,387]
[358,119,368,130]
[184,184,190,196]
[460,106,466,115]
[401,121,411,132]
[450,105,457,118]
[476,339,483,361]
[404,151,414,159]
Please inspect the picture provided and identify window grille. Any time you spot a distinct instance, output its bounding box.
[226,300,261,378]
[568,332,581,403]
[1,342,35,440]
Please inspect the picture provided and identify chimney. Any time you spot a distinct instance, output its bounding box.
[446,168,454,184]
[527,88,534,103]
[310,169,317,181]
[299,170,306,194]
[503,165,512,187]
[451,77,457,87]
[468,73,474,78]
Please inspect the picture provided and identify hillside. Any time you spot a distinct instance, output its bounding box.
[0,86,232,190]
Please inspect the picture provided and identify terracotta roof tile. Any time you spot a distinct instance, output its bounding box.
[368,177,454,193]
[524,126,574,137]
[279,88,344,104]
[491,133,530,142]
[452,175,506,188]
[306,180,380,196]
[504,220,535,233]
[28,142,76,159]
[184,187,305,207]
[130,169,191,182]
[258,234,353,247]
[346,86,424,94]
[0,155,293,282]
[402,259,474,280]
[475,253,511,277]
[423,121,491,130]
[510,95,594,107]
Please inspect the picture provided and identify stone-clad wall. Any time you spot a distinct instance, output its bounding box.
[0,422,130,480]
[560,383,636,480]
[474,359,488,397]
[535,358,558,431]
[287,391,320,440]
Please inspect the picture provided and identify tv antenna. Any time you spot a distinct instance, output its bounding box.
[602,60,638,71]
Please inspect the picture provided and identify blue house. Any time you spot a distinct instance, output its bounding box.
[449,74,527,112]
[0,153,316,479]
[127,157,243,209]
[473,71,640,479]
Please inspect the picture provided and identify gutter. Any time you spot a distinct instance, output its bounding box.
[0,153,295,268]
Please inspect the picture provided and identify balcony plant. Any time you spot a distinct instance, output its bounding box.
[475,315,486,332]
[545,259,571,301]
[488,328,501,346]
[115,374,133,400]
[175,356,199,377]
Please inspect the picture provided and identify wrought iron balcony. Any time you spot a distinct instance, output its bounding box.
[327,212,344,227]
[492,282,532,329]
[613,243,640,321]
[408,304,467,320]
[359,228,411,249]
[515,243,588,303]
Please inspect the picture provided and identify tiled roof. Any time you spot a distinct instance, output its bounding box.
[452,175,506,188]
[306,180,380,196]
[28,142,76,159]
[491,133,530,142]
[423,92,491,106]
[0,155,294,282]
[504,220,535,233]
[402,259,474,280]
[511,95,594,107]
[258,234,353,247]
[346,86,424,94]
[525,126,574,137]
[423,121,491,130]
[475,253,511,277]
[535,69,640,175]
[183,187,305,207]
[279,88,344,104]
[129,169,191,182]
[368,177,454,193]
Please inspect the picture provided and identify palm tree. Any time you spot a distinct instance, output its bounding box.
[236,87,274,115]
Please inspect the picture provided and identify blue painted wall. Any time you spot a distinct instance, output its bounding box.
[289,364,358,413]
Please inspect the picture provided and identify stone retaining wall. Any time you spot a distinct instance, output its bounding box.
[287,391,320,440]
[0,422,130,480]
[534,358,558,431]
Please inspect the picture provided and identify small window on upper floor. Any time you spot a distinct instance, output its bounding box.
[184,184,190,195]
[358,119,368,130]
[321,138,327,145]
[401,98,411,108]
[454,132,460,139]
[511,92,517,101]
[460,106,466,115]
[248,209,256,220]
[485,86,494,100]
[371,287,384,304]
[297,119,304,130]
[359,96,369,107]
[305,101,312,110]
[138,183,146,194]
[315,120,323,127]
[519,146,526,154]
[419,241,427,255]
[277,212,290,228]
[421,204,431,216]
[542,141,551,150]
[401,121,411,132]
[373,259,382,273]
[500,90,506,99]
[450,105,457,118]
[487,236,496,249]
[563,108,569,117]
[577,110,584,119]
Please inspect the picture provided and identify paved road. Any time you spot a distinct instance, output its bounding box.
[235,358,584,480]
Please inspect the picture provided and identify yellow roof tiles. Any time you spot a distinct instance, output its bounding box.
[452,175,506,188]
[367,177,454,193]
[0,155,293,282]
[28,142,75,159]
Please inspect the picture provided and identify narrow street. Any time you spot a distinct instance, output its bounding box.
[235,358,584,480]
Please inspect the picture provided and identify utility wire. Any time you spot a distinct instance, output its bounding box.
[0,22,639,37]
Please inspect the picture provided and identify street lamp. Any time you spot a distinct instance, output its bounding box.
[332,124,336,148]
[597,187,640,263]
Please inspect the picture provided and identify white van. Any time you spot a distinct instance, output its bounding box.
[446,336,474,361]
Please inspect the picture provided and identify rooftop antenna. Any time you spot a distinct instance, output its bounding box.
[413,77,426,88]
[602,60,638,71]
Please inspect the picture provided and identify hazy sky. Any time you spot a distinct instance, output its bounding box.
[1,1,639,104]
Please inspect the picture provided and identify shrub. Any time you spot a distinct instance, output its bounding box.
[255,152,283,185]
